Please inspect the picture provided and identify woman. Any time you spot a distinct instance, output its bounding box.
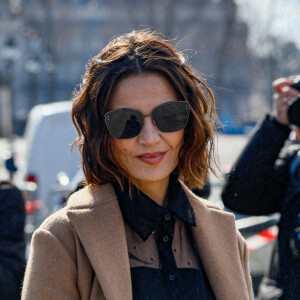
[22,30,253,300]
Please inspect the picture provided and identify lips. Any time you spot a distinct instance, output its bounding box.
[137,152,166,165]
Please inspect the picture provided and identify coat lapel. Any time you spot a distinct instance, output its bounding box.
[66,184,132,300]
[182,184,250,300]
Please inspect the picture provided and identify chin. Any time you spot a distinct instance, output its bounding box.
[131,169,174,184]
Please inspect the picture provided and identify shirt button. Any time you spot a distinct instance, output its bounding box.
[163,235,169,242]
[169,274,176,281]
[164,214,171,221]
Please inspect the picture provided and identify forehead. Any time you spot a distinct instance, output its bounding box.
[109,72,179,111]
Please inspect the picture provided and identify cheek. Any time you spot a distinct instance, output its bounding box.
[164,130,184,161]
[112,139,125,156]
[171,130,184,149]
[112,139,133,165]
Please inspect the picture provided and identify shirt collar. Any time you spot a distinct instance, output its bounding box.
[113,177,196,241]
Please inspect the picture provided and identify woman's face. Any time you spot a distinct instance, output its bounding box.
[109,72,184,189]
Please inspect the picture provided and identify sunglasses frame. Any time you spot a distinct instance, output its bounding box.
[104,101,190,139]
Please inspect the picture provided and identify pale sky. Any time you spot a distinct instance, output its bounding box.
[234,0,300,56]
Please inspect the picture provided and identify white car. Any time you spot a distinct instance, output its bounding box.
[17,101,81,220]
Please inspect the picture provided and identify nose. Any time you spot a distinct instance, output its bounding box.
[138,115,160,145]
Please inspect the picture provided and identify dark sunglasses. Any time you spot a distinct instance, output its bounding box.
[104,101,190,139]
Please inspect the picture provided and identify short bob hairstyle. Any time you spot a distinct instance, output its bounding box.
[72,29,218,190]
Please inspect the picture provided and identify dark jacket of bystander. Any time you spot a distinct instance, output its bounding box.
[0,180,26,300]
[222,116,300,300]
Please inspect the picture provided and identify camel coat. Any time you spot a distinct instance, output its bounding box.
[22,182,254,300]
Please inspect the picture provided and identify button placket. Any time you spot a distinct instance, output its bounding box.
[164,214,171,221]
[169,274,176,281]
[155,210,177,271]
[163,235,169,242]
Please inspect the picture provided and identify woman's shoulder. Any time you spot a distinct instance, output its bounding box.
[35,205,73,239]
[35,183,117,234]
[192,193,237,221]
[67,183,117,208]
[195,196,222,211]
[191,192,247,250]
[182,183,239,227]
[180,181,222,211]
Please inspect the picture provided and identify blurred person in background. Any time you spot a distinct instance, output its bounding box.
[222,77,300,300]
[0,180,26,300]
[21,30,253,300]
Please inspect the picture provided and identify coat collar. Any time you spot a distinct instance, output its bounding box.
[113,179,196,241]
[66,182,250,300]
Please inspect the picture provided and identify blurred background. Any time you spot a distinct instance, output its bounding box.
[1,1,299,294]
[0,0,300,137]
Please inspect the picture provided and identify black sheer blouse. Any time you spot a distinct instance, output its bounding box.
[113,179,216,300]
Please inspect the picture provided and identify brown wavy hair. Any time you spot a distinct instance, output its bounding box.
[71,29,218,190]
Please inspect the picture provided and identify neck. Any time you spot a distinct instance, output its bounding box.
[132,176,170,206]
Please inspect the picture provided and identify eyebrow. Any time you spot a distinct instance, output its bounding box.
[109,100,177,112]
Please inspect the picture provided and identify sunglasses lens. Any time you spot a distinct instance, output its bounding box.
[153,101,190,132]
[105,101,190,139]
[105,109,143,139]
